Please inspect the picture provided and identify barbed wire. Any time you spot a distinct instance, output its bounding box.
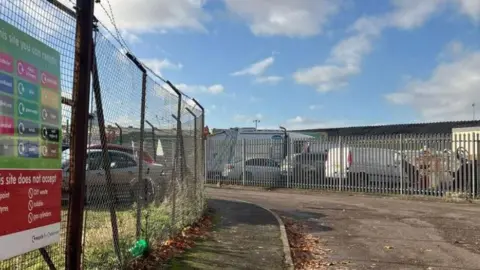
[56,0,198,108]
[99,2,130,52]
[93,0,198,101]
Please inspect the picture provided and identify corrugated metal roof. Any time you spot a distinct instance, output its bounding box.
[294,120,480,136]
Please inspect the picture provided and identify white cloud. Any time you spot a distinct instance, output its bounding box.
[309,105,322,110]
[453,0,480,23]
[164,83,225,95]
[231,57,274,76]
[293,18,381,92]
[232,56,283,85]
[255,76,284,85]
[120,30,141,44]
[91,0,210,34]
[437,40,468,61]
[224,0,342,37]
[388,0,445,29]
[294,64,358,92]
[293,0,479,93]
[385,46,480,121]
[206,84,225,94]
[140,58,183,76]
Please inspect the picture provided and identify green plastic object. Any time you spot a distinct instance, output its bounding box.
[129,239,148,258]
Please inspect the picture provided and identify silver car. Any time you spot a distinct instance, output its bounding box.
[61,149,166,204]
[222,157,281,183]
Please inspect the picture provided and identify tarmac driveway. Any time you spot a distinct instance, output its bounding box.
[207,187,480,270]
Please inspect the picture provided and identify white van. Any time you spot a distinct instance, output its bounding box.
[324,146,403,184]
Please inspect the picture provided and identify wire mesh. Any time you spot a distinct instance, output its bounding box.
[0,0,75,268]
[0,0,206,269]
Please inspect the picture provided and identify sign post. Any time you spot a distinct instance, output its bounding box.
[0,19,62,260]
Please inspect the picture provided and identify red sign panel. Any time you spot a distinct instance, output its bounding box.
[0,170,61,237]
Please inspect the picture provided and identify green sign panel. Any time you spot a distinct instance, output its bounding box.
[0,19,62,169]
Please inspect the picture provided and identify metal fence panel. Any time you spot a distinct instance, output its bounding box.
[206,133,480,199]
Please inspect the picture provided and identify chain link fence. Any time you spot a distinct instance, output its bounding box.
[0,0,206,269]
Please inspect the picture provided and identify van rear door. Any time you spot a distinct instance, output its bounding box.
[325,147,348,178]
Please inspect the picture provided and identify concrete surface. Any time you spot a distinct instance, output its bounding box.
[207,187,480,270]
[167,199,286,270]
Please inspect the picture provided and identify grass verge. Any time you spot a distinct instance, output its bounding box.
[1,197,203,270]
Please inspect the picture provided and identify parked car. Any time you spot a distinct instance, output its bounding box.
[324,146,402,186]
[222,157,281,184]
[61,149,167,204]
[87,143,156,164]
[280,152,327,183]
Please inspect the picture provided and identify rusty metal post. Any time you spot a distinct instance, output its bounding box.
[125,52,147,239]
[66,0,95,269]
[91,48,123,265]
[146,120,156,162]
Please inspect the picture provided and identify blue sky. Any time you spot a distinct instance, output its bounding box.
[55,0,480,129]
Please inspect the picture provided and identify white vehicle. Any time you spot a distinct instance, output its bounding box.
[207,127,313,178]
[222,157,281,183]
[324,146,402,184]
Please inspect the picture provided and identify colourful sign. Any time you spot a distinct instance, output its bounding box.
[0,18,62,260]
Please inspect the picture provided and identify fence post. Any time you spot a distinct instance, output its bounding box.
[399,134,404,195]
[91,47,123,265]
[66,0,95,268]
[114,123,122,144]
[203,139,207,210]
[186,108,197,212]
[339,136,343,191]
[475,133,479,199]
[125,52,147,239]
[472,132,477,199]
[242,139,246,185]
[145,120,156,162]
[193,98,205,184]
[286,138,290,189]
[167,81,182,233]
[192,98,205,212]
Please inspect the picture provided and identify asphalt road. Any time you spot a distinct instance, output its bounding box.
[207,187,480,270]
[167,199,285,270]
